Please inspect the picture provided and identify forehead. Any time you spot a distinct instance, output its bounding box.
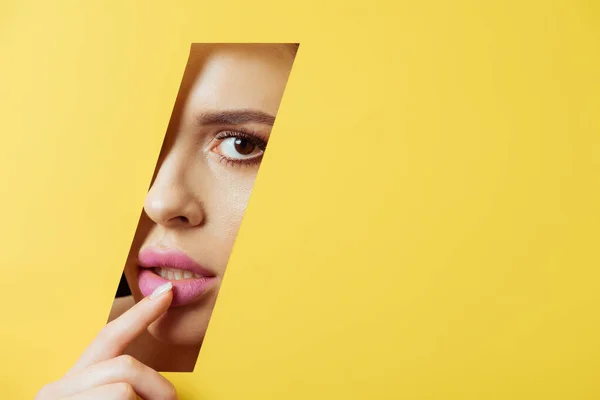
[181,45,293,119]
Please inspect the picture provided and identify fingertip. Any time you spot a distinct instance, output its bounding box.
[149,281,173,300]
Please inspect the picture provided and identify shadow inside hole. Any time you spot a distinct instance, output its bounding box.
[115,273,132,297]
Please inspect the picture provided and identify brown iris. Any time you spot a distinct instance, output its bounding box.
[234,138,256,155]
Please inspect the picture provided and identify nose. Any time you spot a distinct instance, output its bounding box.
[143,156,205,228]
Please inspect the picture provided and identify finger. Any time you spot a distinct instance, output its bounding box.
[50,355,177,400]
[68,281,173,374]
[61,382,138,400]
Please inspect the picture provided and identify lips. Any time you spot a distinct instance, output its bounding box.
[136,248,217,307]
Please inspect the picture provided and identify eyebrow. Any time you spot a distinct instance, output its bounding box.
[196,110,276,126]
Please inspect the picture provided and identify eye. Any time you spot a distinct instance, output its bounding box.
[211,131,267,165]
[214,137,263,159]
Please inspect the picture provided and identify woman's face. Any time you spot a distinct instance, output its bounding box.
[123,44,295,346]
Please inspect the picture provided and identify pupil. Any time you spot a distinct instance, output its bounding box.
[234,138,255,155]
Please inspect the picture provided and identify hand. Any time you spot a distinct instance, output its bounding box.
[35,282,177,400]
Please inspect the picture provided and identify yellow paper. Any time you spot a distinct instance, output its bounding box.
[1,1,599,399]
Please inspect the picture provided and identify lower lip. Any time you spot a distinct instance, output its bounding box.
[137,268,217,307]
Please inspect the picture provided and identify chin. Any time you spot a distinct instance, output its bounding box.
[147,299,214,347]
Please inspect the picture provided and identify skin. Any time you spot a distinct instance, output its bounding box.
[36,287,177,400]
[36,44,296,398]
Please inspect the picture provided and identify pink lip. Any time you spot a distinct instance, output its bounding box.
[137,248,217,307]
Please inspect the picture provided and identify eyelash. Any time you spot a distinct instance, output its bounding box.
[213,129,268,167]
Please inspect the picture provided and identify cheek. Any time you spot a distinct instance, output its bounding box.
[210,170,257,240]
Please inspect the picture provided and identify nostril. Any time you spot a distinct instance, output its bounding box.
[177,216,189,224]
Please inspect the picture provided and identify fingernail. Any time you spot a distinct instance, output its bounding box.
[149,282,173,299]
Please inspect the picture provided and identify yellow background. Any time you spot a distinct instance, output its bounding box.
[1,1,599,399]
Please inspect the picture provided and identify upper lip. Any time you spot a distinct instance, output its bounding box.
[138,248,216,278]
